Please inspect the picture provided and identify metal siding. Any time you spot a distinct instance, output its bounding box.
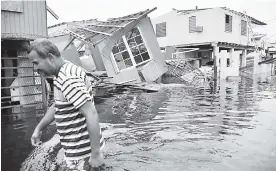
[33,1,38,35]
[1,11,6,32]
[23,0,29,34]
[1,1,47,39]
[37,1,43,36]
[42,1,47,36]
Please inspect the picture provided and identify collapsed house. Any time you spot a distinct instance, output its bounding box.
[48,8,168,84]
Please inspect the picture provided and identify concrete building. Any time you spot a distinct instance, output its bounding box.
[151,7,267,80]
[48,8,167,84]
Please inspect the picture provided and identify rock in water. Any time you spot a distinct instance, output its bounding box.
[20,134,62,171]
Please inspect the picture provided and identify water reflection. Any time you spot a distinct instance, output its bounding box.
[4,77,276,171]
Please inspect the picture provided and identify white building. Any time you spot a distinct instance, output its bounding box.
[151,7,267,80]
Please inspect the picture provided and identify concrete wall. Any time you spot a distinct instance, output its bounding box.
[151,8,252,47]
[219,49,241,80]
[49,35,82,66]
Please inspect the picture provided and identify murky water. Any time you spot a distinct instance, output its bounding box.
[2,77,276,171]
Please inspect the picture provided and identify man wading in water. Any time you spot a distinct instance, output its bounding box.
[28,39,106,170]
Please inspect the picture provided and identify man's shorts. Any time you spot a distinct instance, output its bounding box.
[60,157,108,171]
[60,157,92,171]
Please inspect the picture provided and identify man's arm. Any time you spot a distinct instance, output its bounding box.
[79,101,102,158]
[31,103,55,146]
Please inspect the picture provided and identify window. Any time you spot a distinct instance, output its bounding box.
[225,14,232,32]
[156,22,166,37]
[227,58,230,67]
[126,28,150,65]
[112,38,133,70]
[241,20,247,36]
[189,16,196,33]
[111,27,150,71]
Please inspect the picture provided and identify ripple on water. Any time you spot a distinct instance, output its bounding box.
[20,78,276,171]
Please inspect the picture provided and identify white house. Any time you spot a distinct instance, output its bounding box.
[151,7,267,80]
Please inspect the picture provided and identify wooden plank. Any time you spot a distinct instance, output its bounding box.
[63,37,76,51]
[87,23,124,28]
[77,25,112,36]
[47,5,59,20]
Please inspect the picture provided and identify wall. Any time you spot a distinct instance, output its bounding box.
[138,17,168,82]
[49,35,82,66]
[1,0,47,39]
[151,7,253,47]
[219,50,241,80]
[88,44,106,71]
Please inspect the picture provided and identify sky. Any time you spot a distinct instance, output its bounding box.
[46,0,276,43]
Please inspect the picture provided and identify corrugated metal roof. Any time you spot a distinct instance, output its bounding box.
[48,8,153,44]
[175,7,266,25]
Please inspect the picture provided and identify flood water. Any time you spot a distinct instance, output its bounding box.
[2,77,276,171]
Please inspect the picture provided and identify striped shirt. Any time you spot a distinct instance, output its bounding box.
[53,61,104,161]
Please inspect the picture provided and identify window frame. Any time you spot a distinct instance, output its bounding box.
[111,27,152,73]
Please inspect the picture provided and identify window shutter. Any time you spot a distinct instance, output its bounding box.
[189,16,196,33]
[241,20,247,36]
[225,15,232,32]
[156,22,166,37]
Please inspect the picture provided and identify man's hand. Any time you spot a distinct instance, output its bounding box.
[90,151,105,169]
[31,129,42,147]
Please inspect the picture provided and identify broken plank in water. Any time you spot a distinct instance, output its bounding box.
[125,83,160,93]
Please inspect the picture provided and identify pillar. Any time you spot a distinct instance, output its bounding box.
[229,48,234,67]
[241,49,247,67]
[212,43,219,92]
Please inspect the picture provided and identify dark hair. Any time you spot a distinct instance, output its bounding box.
[28,38,61,58]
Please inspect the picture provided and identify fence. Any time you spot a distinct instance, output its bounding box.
[1,51,47,120]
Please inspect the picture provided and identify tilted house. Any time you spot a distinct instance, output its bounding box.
[48,8,167,84]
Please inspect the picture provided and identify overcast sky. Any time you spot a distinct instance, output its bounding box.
[46,0,276,42]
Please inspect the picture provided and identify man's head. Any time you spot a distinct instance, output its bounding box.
[28,39,61,77]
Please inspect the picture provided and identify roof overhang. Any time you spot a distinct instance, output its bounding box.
[48,7,157,50]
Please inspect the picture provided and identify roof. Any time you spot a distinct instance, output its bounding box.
[48,8,156,45]
[174,7,266,25]
[174,41,255,49]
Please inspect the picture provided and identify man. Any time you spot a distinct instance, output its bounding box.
[28,39,105,170]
